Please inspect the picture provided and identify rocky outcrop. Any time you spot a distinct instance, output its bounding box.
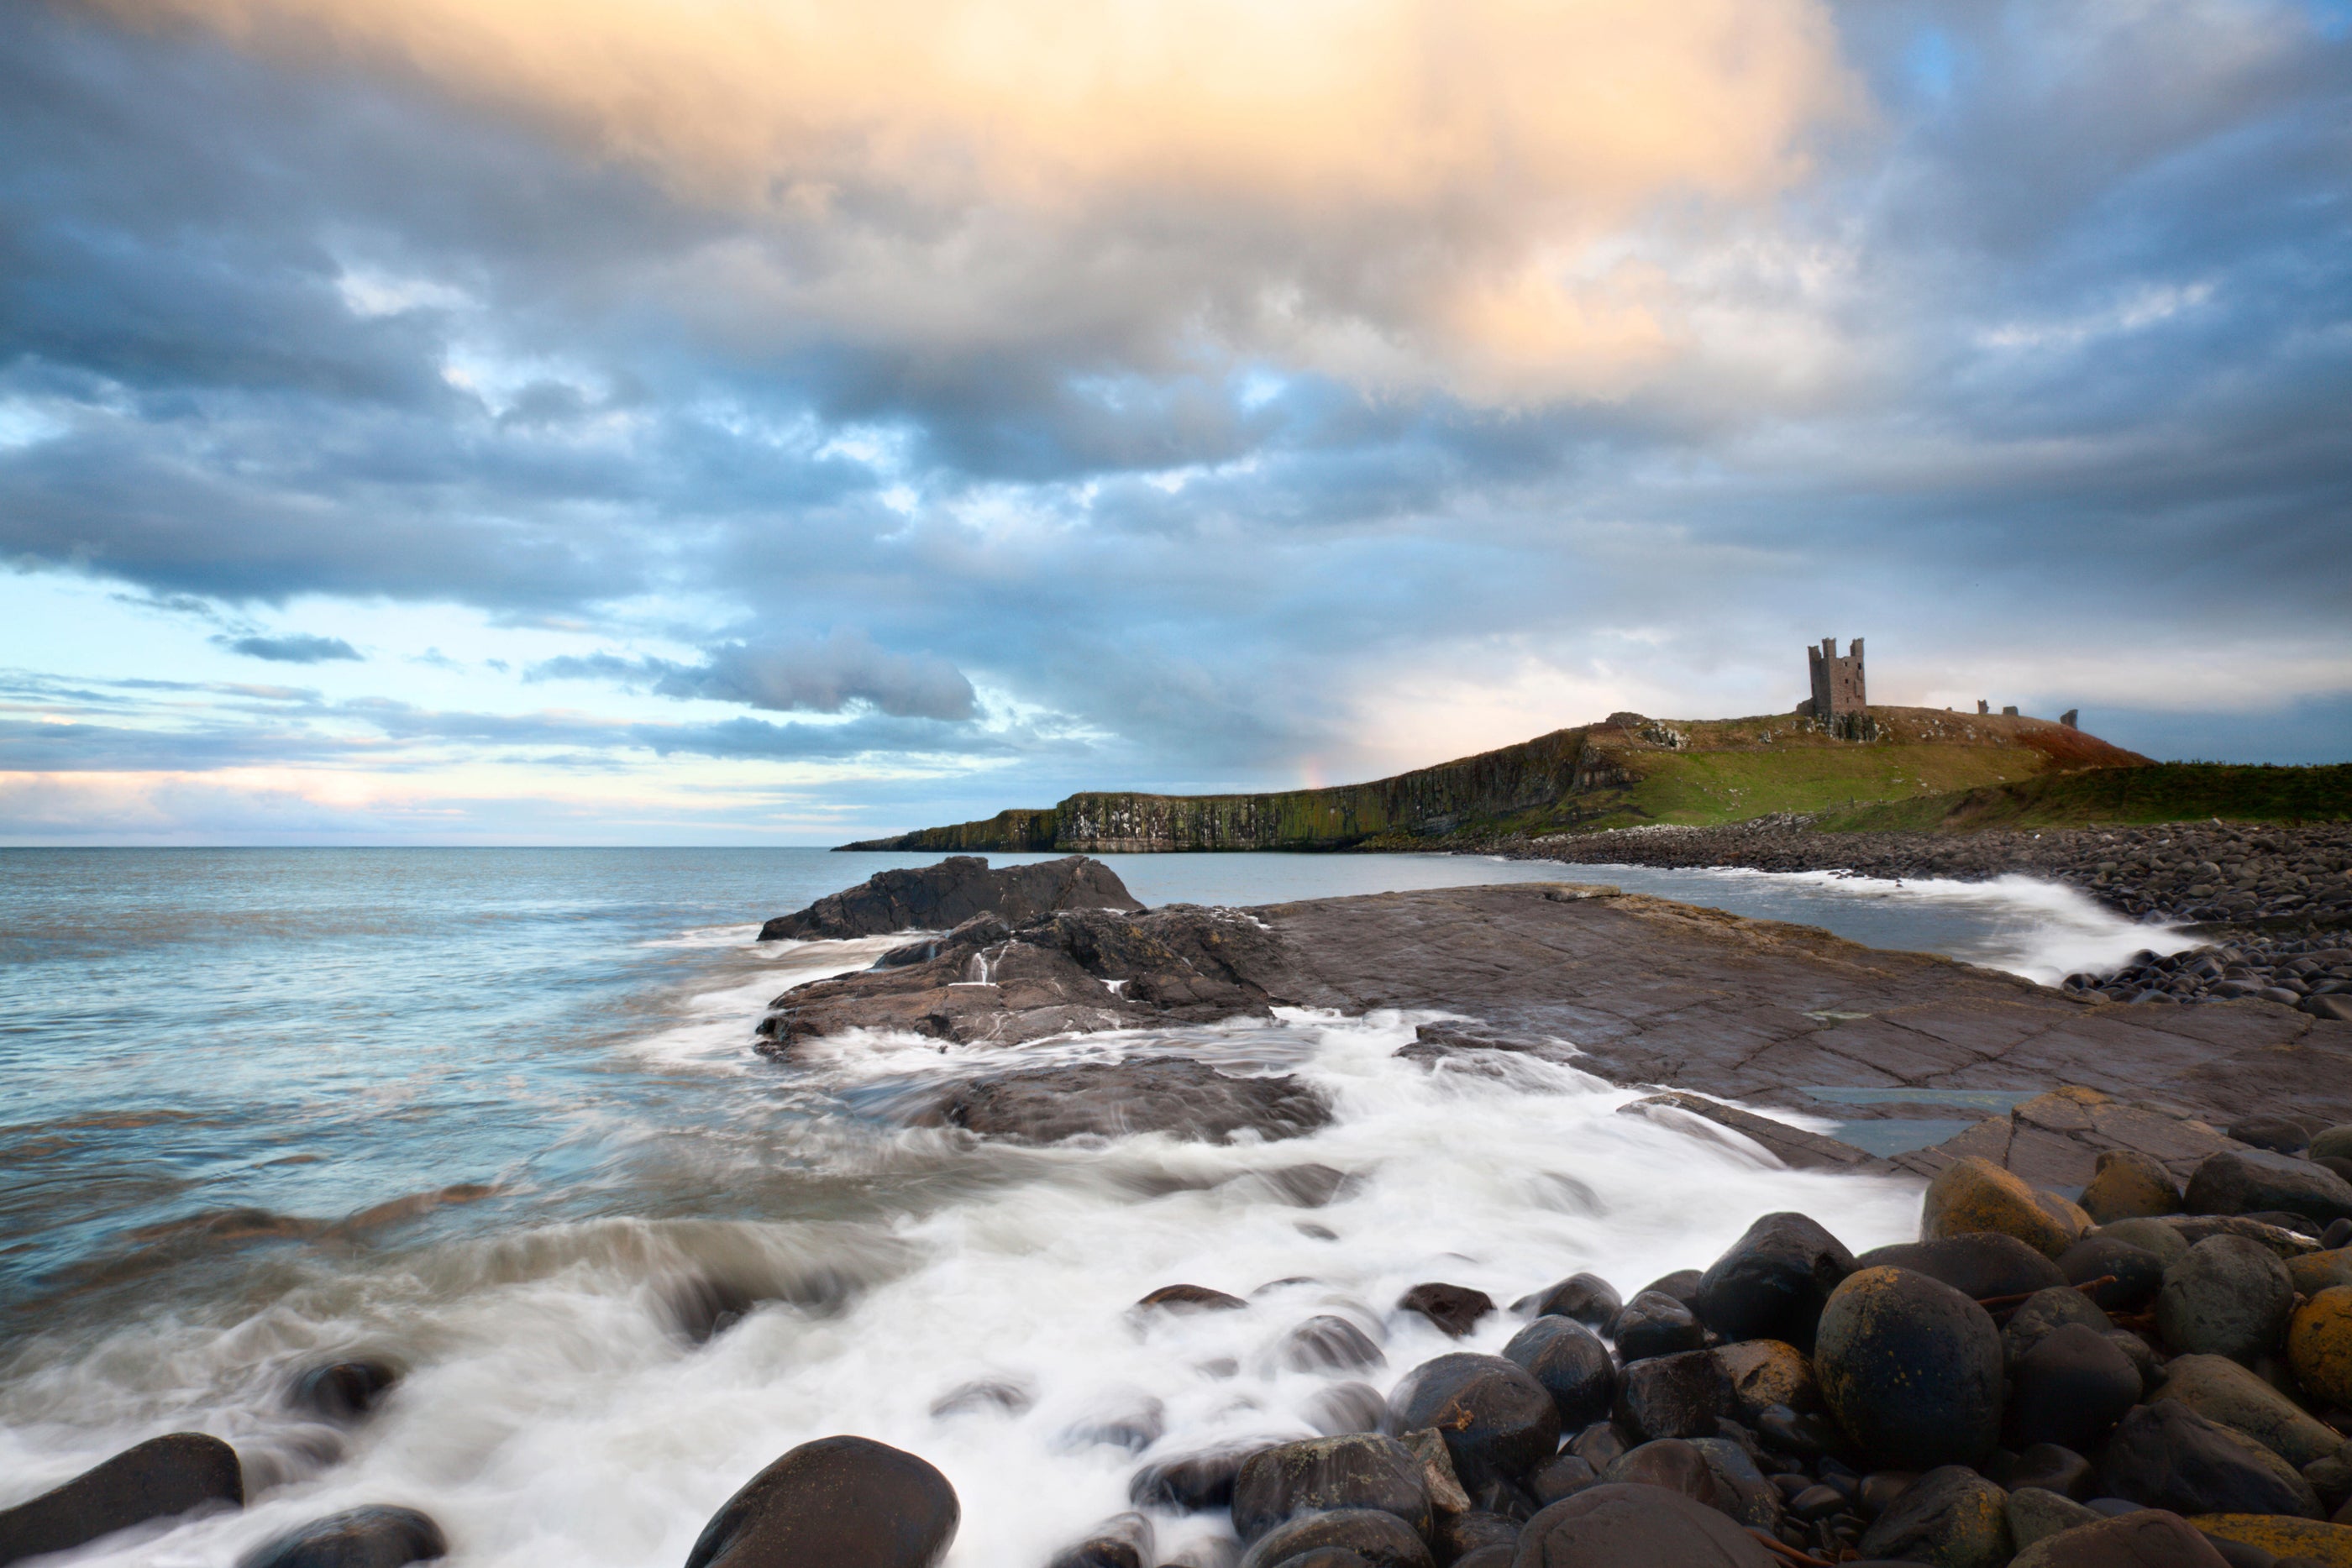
[929,1060,1331,1146]
[758,856,1142,941]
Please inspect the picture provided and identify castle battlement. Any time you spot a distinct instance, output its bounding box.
[1804,637,1866,721]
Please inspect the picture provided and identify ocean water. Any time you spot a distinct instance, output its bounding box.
[0,848,2185,1566]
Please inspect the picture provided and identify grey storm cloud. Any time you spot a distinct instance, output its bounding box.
[0,0,2346,807]
[530,632,977,721]
[217,633,362,663]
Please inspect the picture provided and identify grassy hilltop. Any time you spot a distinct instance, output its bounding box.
[837,706,2286,852]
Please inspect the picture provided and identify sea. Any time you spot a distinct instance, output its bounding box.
[0,848,2195,1566]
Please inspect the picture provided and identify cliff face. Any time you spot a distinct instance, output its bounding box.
[839,708,2152,852]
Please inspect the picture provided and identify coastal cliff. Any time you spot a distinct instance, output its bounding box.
[843,707,2149,852]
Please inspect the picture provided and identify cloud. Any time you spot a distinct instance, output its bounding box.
[530,632,976,721]
[216,632,363,663]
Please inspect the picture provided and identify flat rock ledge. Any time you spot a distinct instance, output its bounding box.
[758,854,1142,941]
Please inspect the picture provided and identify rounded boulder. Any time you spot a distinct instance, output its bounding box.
[1858,1233,2068,1301]
[2185,1149,2352,1229]
[681,1435,958,1568]
[1387,1355,1556,1492]
[1924,1156,2078,1258]
[1525,1273,1620,1330]
[2057,1237,2166,1314]
[1500,1316,1615,1432]
[2094,1402,2321,1519]
[1230,1435,1431,1545]
[2155,1236,2293,1364]
[1236,1508,1432,1568]
[1690,1212,1856,1353]
[2008,1508,2230,1567]
[1713,1338,1818,1420]
[0,1432,244,1568]
[1508,1481,1774,1567]
[2006,1324,2140,1454]
[1814,1266,2004,1471]
[1854,1465,2011,1568]
[2150,1352,2346,1468]
[2286,1284,2352,1409]
[2079,1151,2183,1225]
[238,1507,447,1568]
[1607,1291,1704,1363]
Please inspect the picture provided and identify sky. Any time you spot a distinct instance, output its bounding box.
[1,0,2348,845]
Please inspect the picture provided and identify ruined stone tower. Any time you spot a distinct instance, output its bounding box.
[1806,637,1866,721]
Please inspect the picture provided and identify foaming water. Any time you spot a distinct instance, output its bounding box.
[0,847,2167,1565]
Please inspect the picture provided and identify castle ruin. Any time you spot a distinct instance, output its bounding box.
[1802,637,1865,717]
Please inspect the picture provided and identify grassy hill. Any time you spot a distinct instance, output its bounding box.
[842,706,2154,852]
[1816,761,2352,832]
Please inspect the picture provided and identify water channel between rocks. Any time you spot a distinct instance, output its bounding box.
[0,847,2196,1566]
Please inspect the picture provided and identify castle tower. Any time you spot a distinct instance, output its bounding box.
[1807,637,1866,721]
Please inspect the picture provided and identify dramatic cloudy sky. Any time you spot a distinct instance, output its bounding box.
[2,0,2347,842]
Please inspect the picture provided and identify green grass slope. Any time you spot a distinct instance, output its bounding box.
[1818,762,2352,832]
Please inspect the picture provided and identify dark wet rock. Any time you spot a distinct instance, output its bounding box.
[2008,1324,2141,1453]
[2185,1150,2352,1229]
[928,1378,1032,1419]
[2008,1508,2232,1567]
[1386,1354,1558,1492]
[1857,1469,1920,1517]
[936,1061,1331,1146]
[1925,1154,2080,1257]
[2059,1237,2166,1313]
[1637,1269,1704,1305]
[2096,1403,2322,1519]
[1520,1273,1619,1330]
[1755,1403,1839,1461]
[1713,1339,1818,1419]
[1814,1266,2004,1471]
[1600,1440,1722,1509]
[2156,1236,2293,1363]
[1396,1426,1472,1518]
[683,1437,958,1568]
[1306,1382,1389,1437]
[1436,1510,1521,1563]
[1448,1550,1514,1568]
[2151,1354,2347,1467]
[2097,1219,2192,1268]
[1501,1317,1615,1432]
[1230,1435,1432,1544]
[1265,1554,1376,1568]
[1855,1465,2011,1568]
[1565,1420,1630,1472]
[2003,1486,2101,1551]
[1509,1481,1777,1566]
[289,1361,401,1422]
[1525,1454,1599,1507]
[1140,1284,1248,1312]
[2150,1214,2319,1258]
[1278,1317,1387,1375]
[1787,1482,1845,1522]
[236,1506,447,1568]
[759,856,1143,941]
[1235,1508,1434,1568]
[1047,1513,1155,1568]
[1398,1283,1494,1340]
[1132,1449,1261,1513]
[1058,1397,1165,1455]
[0,1432,243,1568]
[1607,1290,1704,1363]
[2290,1284,2352,1412]
[1858,1234,2067,1303]
[1691,1212,1856,1353]
[2004,1287,2116,1367]
[2229,1118,2314,1155]
[1689,1437,1782,1529]
[2081,1151,2186,1225]
[1615,1349,1735,1443]
[1992,1445,2095,1502]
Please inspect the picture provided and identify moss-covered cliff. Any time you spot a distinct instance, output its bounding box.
[840,707,2153,852]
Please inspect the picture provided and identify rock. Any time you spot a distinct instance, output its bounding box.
[1436,1509,1520,1561]
[1814,1266,2004,1471]
[2006,1287,2117,1367]
[2152,1355,2348,1467]
[2096,1403,2322,1519]
[1639,1269,1705,1305]
[928,1378,1032,1419]
[759,856,1143,940]
[1997,1446,2095,1501]
[2008,1509,2232,1566]
[681,1435,959,1568]
[2288,1249,2352,1297]
[1499,1317,1616,1431]
[2186,1151,2352,1230]
[1131,1449,1260,1513]
[2230,1119,2314,1155]
[1058,1397,1165,1455]
[2160,1215,2319,1258]
[2008,1324,2141,1453]
[1230,1436,1432,1544]
[1234,1508,1433,1568]
[1450,1551,1513,1568]
[2099,1219,2192,1268]
[1525,1454,1599,1508]
[1524,1274,1620,1330]
[1399,1284,1494,1340]
[2157,1237,2294,1364]
[1566,1420,1631,1472]
[1508,1481,1776,1566]
[2005,1487,2101,1550]
[1860,1234,2070,1301]
[1714,1339,1819,1420]
[1691,1213,1857,1353]
[1615,1349,1735,1442]
[1608,1291,1704,1363]
[1279,1317,1387,1375]
[1397,1427,1473,1517]
[1386,1355,1558,1492]
[1688,1438,1782,1529]
[2287,1287,2352,1409]
[1307,1382,1390,1437]
[2082,1151,2185,1225]
[2060,1238,2167,1313]
[1047,1513,1155,1568]
[1140,1285,1248,1312]
[2186,1515,2352,1565]
[1925,1156,2079,1259]
[1601,1440,1722,1509]
[1854,1464,2012,1568]
[0,1432,244,1567]
[288,1361,401,1422]
[1754,1403,1840,1462]
[2315,1127,2352,1163]
[235,1506,446,1568]
[938,1062,1331,1146]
